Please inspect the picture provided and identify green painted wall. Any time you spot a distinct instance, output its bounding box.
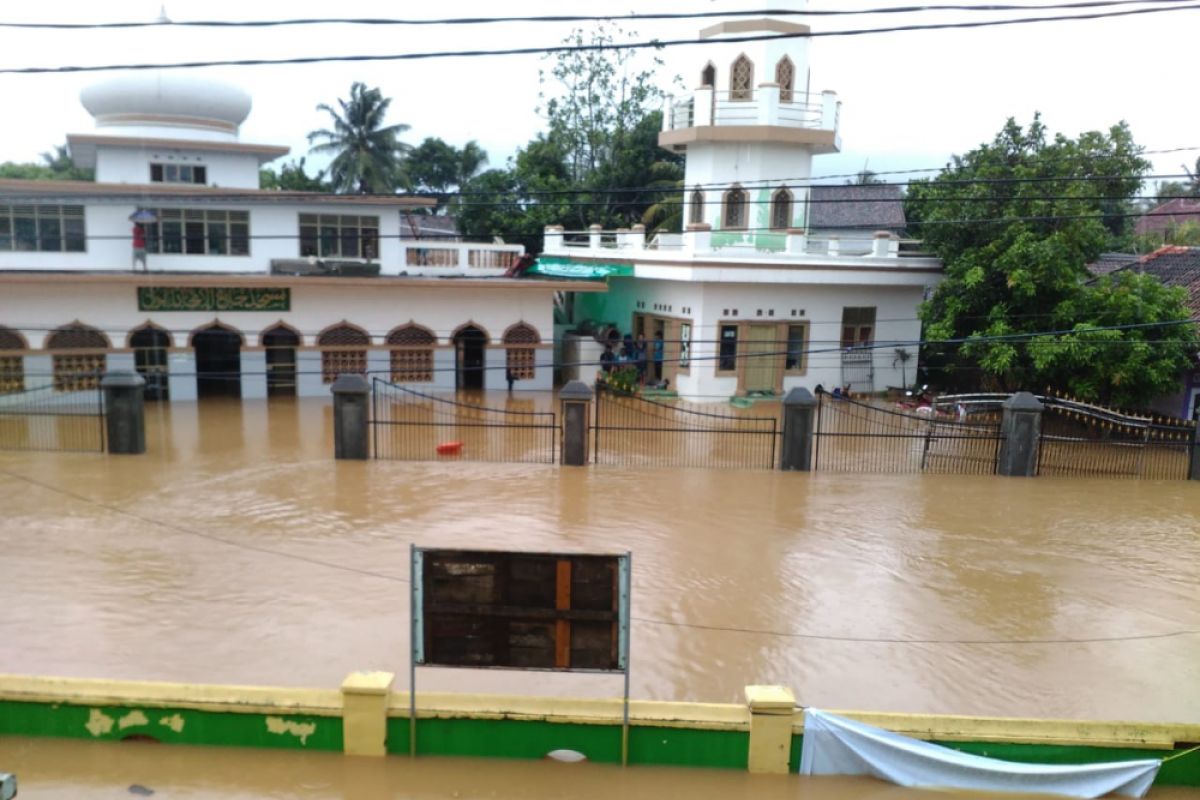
[0,701,341,752]
[388,717,747,769]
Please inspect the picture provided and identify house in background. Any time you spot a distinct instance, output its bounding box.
[0,72,583,401]
[1134,197,1200,240]
[543,2,942,400]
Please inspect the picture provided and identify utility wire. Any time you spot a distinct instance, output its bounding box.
[2,1,1193,29]
[3,4,1199,74]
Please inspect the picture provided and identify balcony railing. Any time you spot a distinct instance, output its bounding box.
[664,87,840,134]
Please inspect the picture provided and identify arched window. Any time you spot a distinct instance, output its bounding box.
[262,323,301,396]
[503,323,540,382]
[689,189,705,225]
[46,323,109,392]
[730,54,753,101]
[0,326,26,394]
[771,187,794,230]
[722,186,748,229]
[386,324,437,383]
[775,56,795,103]
[700,62,715,88]
[129,324,171,401]
[317,323,370,384]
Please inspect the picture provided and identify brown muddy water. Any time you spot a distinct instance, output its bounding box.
[1,396,1199,722]
[8,736,1199,800]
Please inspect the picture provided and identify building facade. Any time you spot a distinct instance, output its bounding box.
[549,2,943,400]
[0,72,587,400]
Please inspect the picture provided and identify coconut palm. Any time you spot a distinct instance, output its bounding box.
[456,141,489,189]
[308,82,411,194]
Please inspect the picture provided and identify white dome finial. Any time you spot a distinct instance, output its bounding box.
[157,4,170,23]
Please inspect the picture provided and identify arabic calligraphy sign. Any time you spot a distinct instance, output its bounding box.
[137,287,291,312]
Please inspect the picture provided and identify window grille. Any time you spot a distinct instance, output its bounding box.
[730,55,753,101]
[0,326,23,394]
[689,190,705,225]
[503,324,540,380]
[701,63,715,87]
[776,56,795,102]
[723,187,748,229]
[318,324,370,384]
[771,188,793,230]
[387,325,436,382]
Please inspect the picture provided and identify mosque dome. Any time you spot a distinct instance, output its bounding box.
[80,72,252,138]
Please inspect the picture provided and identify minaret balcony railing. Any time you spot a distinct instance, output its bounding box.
[664,87,840,134]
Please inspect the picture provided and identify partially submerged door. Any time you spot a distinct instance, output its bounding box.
[744,324,778,394]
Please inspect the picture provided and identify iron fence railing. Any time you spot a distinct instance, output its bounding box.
[0,379,105,453]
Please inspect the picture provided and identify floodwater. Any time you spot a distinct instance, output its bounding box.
[8,737,1199,800]
[1,396,1199,723]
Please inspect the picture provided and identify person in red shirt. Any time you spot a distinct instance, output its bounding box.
[132,224,147,271]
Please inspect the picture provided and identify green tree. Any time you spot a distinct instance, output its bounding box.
[407,138,489,213]
[0,142,93,181]
[259,157,330,191]
[307,82,411,193]
[909,116,1197,404]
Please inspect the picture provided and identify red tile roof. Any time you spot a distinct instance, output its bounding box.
[1134,197,1200,236]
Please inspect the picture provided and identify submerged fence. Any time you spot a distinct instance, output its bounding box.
[593,385,777,469]
[0,382,105,453]
[370,378,557,463]
[813,391,1001,474]
[1036,398,1196,480]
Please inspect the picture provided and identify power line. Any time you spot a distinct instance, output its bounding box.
[3,3,1199,75]
[2,1,1192,29]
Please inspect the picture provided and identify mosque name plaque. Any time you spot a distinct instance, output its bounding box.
[411,548,630,672]
[136,286,290,312]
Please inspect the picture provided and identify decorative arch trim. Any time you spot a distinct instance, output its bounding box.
[730,53,754,100]
[501,322,542,345]
[126,322,174,350]
[770,187,795,230]
[700,61,716,88]
[259,320,303,347]
[316,320,372,347]
[450,321,491,344]
[45,322,111,350]
[0,325,30,351]
[722,185,749,230]
[386,323,438,347]
[187,320,246,348]
[775,55,796,102]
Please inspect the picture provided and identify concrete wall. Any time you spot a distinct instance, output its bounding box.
[95,145,262,189]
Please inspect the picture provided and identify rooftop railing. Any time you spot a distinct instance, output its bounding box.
[664,87,840,134]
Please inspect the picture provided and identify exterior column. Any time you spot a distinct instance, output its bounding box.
[544,225,565,254]
[101,371,146,455]
[785,228,808,255]
[1188,418,1200,481]
[332,374,370,460]
[757,82,780,125]
[341,671,394,757]
[240,350,267,400]
[683,223,712,255]
[693,87,714,126]
[997,392,1044,477]
[588,224,603,250]
[744,685,795,775]
[560,380,593,466]
[630,223,647,251]
[779,387,817,471]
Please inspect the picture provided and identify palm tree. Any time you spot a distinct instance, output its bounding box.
[308,82,411,193]
[456,141,489,189]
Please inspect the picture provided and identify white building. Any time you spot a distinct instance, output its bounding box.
[0,73,592,400]
[549,2,943,400]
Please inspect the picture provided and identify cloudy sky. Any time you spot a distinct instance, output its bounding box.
[0,0,1196,187]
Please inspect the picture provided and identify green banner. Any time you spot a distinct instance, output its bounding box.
[137,286,291,312]
[530,256,633,280]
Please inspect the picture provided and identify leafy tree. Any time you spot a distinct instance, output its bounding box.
[259,157,330,191]
[909,116,1197,404]
[407,138,489,213]
[307,82,411,193]
[0,142,93,181]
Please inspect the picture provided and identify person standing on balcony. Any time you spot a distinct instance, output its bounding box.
[131,223,147,271]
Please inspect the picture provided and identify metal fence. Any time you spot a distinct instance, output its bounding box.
[593,385,777,469]
[0,382,105,453]
[370,378,557,463]
[1037,401,1195,480]
[813,391,1002,474]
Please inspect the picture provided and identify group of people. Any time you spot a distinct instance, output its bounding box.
[600,331,666,386]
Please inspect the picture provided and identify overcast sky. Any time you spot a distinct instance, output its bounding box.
[0,0,1196,188]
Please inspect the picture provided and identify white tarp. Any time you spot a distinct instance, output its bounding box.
[799,709,1161,798]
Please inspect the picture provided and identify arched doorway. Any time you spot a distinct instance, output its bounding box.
[193,325,242,398]
[130,326,170,401]
[261,324,300,397]
[452,325,488,390]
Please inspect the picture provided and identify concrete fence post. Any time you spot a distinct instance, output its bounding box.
[341,671,394,757]
[101,371,146,455]
[1188,417,1200,481]
[779,387,818,471]
[997,392,1044,477]
[332,374,371,460]
[745,685,795,774]
[560,380,593,466]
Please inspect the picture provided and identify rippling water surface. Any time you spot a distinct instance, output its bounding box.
[1,397,1198,721]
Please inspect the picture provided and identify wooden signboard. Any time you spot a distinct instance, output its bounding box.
[411,548,630,672]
